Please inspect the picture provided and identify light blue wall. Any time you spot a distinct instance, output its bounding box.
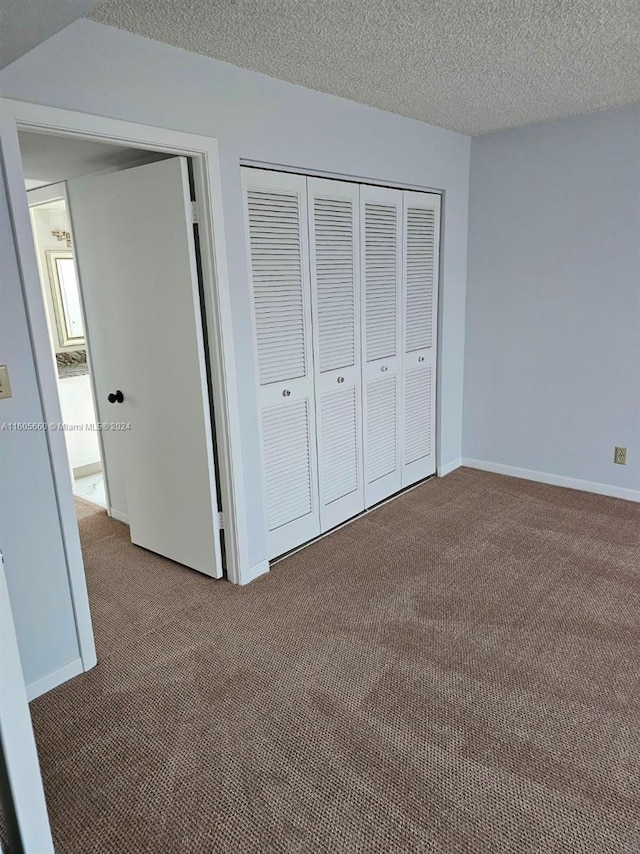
[464,106,640,493]
[0,20,470,688]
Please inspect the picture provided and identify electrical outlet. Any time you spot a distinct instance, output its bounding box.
[0,365,12,399]
[614,446,627,465]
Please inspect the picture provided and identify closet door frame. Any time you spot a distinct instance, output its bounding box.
[308,177,364,532]
[401,190,441,488]
[242,168,321,559]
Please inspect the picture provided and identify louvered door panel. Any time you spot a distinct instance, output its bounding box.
[308,178,364,531]
[242,168,320,559]
[314,196,356,373]
[404,366,432,463]
[262,400,313,530]
[402,191,441,487]
[405,207,436,352]
[366,375,398,482]
[361,185,403,506]
[365,202,398,362]
[319,386,359,505]
[248,190,307,385]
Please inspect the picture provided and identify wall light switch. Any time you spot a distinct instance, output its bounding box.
[0,365,12,399]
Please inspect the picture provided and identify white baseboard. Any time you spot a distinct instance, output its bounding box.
[438,458,462,477]
[462,458,640,503]
[26,657,84,701]
[108,507,129,524]
[240,559,269,585]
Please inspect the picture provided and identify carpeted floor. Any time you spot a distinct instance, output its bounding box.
[29,468,640,852]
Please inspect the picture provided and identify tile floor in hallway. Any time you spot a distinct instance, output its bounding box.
[73,471,106,507]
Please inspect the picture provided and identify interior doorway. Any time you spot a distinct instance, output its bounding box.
[19,129,225,586]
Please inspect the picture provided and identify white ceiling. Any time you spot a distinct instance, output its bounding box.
[0,0,101,69]
[19,130,167,187]
[88,0,640,135]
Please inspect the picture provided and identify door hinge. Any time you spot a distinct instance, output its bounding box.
[190,200,198,224]
[217,511,224,530]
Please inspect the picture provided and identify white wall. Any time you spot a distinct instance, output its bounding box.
[464,105,640,497]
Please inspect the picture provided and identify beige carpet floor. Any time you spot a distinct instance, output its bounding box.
[29,468,640,852]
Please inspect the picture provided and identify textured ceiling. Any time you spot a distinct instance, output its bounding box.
[88,0,640,135]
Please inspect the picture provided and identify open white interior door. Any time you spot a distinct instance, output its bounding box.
[67,157,223,578]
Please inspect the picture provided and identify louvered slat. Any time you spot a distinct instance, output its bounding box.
[366,376,398,483]
[365,202,398,362]
[404,366,432,464]
[247,189,306,385]
[319,386,359,505]
[262,399,313,531]
[313,196,356,373]
[405,207,436,353]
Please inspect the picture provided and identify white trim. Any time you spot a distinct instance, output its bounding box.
[462,458,640,503]
[25,658,84,702]
[434,190,449,478]
[241,560,270,585]
[108,508,130,524]
[190,142,248,584]
[438,457,462,477]
[240,160,444,196]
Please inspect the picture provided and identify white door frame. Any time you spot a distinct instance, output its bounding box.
[0,99,250,674]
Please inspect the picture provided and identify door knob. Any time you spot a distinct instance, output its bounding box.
[107,390,124,404]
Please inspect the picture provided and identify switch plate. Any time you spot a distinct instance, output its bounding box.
[0,365,12,399]
[614,446,627,465]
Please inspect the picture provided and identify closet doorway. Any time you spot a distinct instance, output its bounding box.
[242,168,441,560]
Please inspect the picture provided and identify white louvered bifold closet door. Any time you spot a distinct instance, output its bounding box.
[360,185,403,508]
[308,178,364,531]
[241,168,320,559]
[401,191,441,487]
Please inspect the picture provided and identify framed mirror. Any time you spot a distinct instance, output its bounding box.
[45,250,85,348]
